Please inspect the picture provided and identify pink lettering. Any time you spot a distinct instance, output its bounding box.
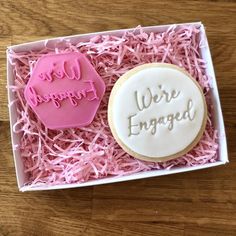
[27,80,99,109]
[51,94,60,108]
[66,91,78,107]
[63,59,81,80]
[37,58,81,82]
[84,80,99,101]
[42,94,50,103]
[38,73,46,81]
[53,70,64,79]
[28,86,38,106]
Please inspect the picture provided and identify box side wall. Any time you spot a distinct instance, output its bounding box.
[21,161,225,191]
[6,53,26,188]
[199,26,228,163]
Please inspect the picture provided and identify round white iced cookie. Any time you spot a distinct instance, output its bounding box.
[108,63,207,162]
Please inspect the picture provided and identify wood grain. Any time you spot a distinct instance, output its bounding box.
[0,0,236,235]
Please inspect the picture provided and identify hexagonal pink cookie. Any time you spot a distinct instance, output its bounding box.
[24,52,105,129]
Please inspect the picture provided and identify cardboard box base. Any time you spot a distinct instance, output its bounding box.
[7,22,228,191]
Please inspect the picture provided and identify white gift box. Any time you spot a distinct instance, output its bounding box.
[7,22,228,191]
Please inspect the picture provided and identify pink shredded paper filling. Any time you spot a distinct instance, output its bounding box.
[8,25,219,187]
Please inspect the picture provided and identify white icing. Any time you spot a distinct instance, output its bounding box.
[110,65,206,159]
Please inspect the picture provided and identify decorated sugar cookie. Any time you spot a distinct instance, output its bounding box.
[24,52,105,129]
[108,63,207,162]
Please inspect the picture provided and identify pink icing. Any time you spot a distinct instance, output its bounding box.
[24,52,105,129]
[8,25,219,188]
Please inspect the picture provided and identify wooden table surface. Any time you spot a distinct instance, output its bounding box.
[0,0,236,235]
